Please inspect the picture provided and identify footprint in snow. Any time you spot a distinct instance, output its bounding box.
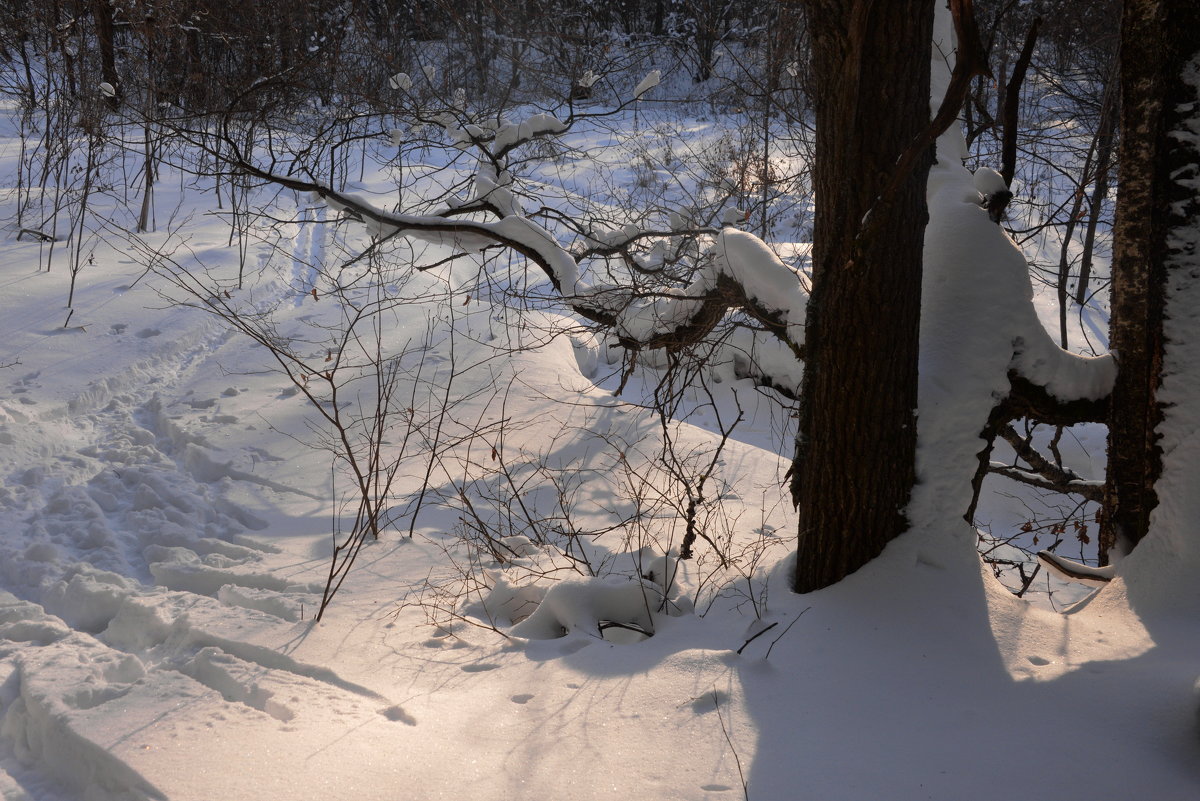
[135,327,161,338]
[460,663,500,673]
[690,690,730,713]
[510,694,534,704]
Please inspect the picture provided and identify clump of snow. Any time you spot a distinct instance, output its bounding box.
[509,575,660,639]
[473,574,548,626]
[498,535,540,557]
[1,627,163,801]
[41,567,134,633]
[971,166,1008,195]
[710,228,808,342]
[640,549,680,598]
[633,69,661,100]
[216,585,305,622]
[491,112,567,153]
[1036,550,1115,587]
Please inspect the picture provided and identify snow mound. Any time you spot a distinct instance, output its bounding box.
[510,575,661,640]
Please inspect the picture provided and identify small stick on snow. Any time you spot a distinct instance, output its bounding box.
[735,621,779,655]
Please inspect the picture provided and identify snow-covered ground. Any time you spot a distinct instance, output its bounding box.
[1,90,1198,801]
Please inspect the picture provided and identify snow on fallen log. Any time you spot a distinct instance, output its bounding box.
[1036,550,1115,586]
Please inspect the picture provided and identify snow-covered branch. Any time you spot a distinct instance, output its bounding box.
[232,157,809,365]
[1001,371,1110,427]
[1007,334,1116,410]
[1036,550,1114,586]
[991,423,1103,501]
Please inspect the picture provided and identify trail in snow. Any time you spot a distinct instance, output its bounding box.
[0,207,420,801]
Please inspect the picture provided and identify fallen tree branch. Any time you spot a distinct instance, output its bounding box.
[1036,550,1114,585]
[968,370,1110,523]
[1002,371,1110,426]
[990,423,1104,501]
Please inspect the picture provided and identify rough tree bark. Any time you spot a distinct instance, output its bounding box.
[791,1,936,592]
[1100,0,1200,562]
[91,0,119,107]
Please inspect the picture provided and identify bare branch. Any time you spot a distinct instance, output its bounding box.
[991,423,1102,501]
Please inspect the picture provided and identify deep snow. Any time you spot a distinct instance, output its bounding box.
[1,19,1199,801]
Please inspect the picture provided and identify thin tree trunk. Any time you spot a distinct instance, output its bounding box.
[1000,18,1040,187]
[1055,124,1103,348]
[1075,76,1119,306]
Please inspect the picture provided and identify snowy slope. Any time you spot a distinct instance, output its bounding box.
[1,74,1199,801]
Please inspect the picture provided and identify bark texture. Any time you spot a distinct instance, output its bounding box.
[1100,0,1200,561]
[791,0,936,592]
[91,0,119,105]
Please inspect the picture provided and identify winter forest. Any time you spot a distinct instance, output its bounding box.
[0,0,1197,798]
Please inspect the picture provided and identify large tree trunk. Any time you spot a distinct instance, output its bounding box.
[1100,0,1200,562]
[91,0,119,107]
[791,1,936,592]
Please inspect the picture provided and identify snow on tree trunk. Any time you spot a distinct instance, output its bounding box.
[1104,1,1200,611]
[905,8,1065,573]
[1100,0,1200,565]
[888,6,1114,577]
